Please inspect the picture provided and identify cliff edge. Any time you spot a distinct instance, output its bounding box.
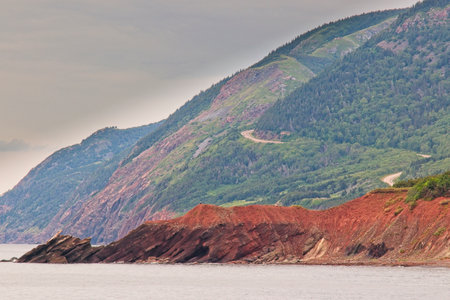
[18,189,449,266]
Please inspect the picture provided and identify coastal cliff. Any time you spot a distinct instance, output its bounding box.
[18,189,449,266]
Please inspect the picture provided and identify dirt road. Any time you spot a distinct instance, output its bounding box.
[241,130,284,144]
[381,172,402,186]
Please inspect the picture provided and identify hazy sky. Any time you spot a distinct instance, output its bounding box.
[0,0,419,194]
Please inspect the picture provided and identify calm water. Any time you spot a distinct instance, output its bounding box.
[0,245,449,300]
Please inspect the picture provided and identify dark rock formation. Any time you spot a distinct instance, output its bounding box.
[367,242,389,258]
[18,233,102,263]
[346,243,366,256]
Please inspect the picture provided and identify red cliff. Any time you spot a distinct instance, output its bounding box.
[19,189,449,266]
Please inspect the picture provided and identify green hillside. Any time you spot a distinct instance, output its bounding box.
[258,4,449,154]
[0,123,160,241]
[123,11,401,167]
[256,0,450,186]
[142,1,449,212]
[116,11,407,214]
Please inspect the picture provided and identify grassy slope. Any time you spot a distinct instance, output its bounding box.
[253,1,450,208]
[116,11,413,214]
[143,4,449,213]
[123,79,231,165]
[150,130,423,211]
[310,17,396,59]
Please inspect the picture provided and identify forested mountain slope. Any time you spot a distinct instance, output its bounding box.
[257,0,449,182]
[0,124,160,242]
[258,0,449,155]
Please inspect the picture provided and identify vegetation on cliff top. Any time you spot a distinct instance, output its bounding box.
[394,171,450,207]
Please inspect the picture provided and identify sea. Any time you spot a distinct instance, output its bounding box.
[0,244,449,300]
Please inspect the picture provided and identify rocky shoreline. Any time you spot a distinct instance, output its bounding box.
[18,190,449,267]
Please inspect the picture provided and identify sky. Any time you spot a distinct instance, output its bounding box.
[0,0,419,194]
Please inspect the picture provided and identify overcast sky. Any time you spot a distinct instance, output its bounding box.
[0,0,419,194]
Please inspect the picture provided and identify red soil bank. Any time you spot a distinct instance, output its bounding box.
[19,189,449,266]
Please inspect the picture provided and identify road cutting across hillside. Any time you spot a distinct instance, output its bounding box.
[381,154,431,186]
[381,172,403,186]
[241,130,284,144]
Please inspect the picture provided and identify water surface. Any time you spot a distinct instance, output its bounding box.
[0,244,448,300]
[0,243,37,260]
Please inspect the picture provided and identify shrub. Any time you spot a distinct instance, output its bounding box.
[394,206,404,216]
[405,171,450,207]
[433,227,446,237]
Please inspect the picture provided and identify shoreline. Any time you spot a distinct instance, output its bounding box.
[6,260,450,268]
[16,191,449,267]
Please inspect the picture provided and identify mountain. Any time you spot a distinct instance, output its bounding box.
[18,173,450,265]
[256,0,450,190]
[55,10,405,244]
[258,0,449,156]
[2,2,449,244]
[0,123,160,242]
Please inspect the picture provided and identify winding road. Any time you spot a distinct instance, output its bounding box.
[381,172,403,186]
[380,154,431,186]
[241,130,284,144]
[242,129,428,188]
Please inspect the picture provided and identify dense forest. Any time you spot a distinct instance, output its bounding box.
[257,2,449,156]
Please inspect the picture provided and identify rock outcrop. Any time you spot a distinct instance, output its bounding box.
[17,233,102,264]
[19,189,449,266]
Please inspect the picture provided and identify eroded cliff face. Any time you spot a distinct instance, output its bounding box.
[19,190,449,266]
